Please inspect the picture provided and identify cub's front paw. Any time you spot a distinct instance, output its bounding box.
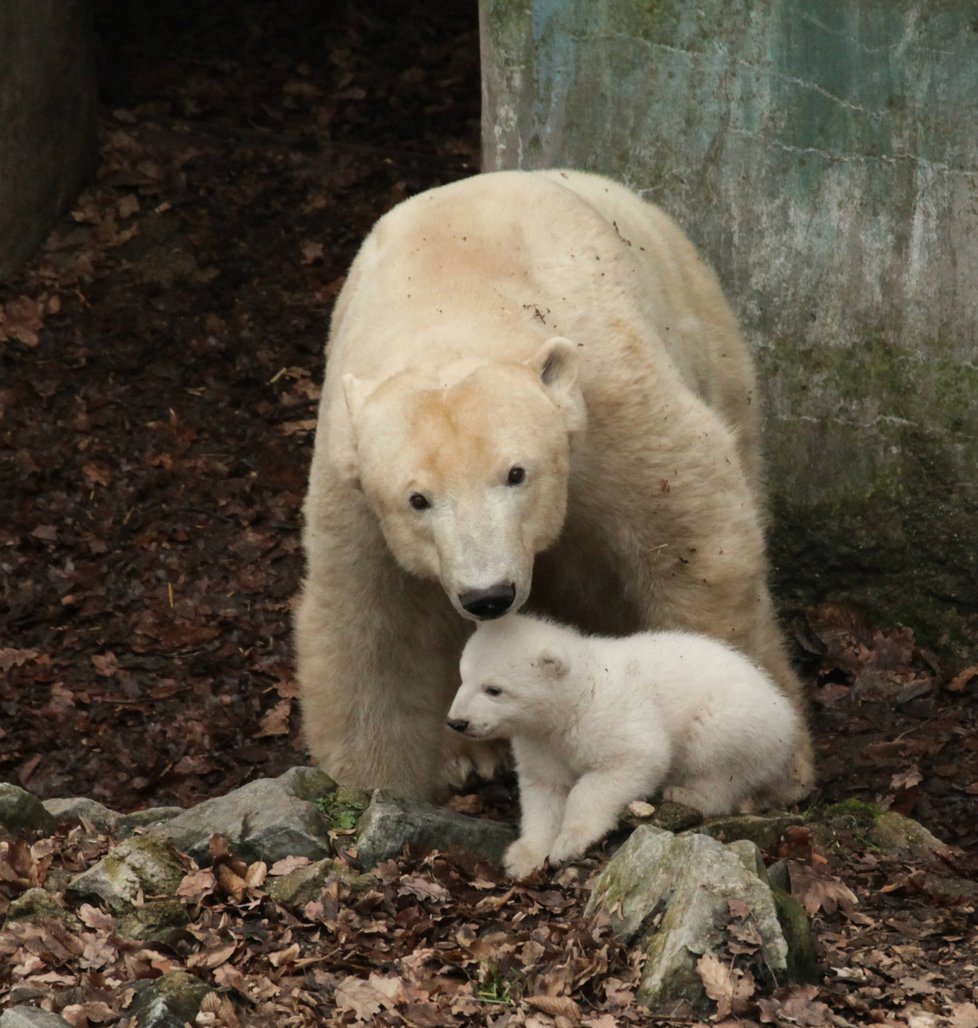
[547,827,590,867]
[503,839,546,879]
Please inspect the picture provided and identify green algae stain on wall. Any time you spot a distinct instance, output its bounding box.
[481,0,978,648]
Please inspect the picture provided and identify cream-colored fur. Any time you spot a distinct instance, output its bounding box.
[295,169,814,802]
[449,614,801,878]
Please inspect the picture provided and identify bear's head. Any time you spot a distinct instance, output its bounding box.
[447,614,571,739]
[335,337,585,621]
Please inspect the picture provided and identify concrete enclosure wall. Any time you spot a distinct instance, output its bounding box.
[480,0,978,647]
[0,0,98,280]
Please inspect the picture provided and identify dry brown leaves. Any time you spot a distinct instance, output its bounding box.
[0,824,648,1026]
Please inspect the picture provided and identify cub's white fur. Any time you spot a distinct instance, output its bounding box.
[448,613,801,878]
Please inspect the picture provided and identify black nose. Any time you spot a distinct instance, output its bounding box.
[447,718,469,734]
[459,583,516,619]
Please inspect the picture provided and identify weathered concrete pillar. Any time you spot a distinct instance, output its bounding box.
[480,0,978,648]
[0,0,98,280]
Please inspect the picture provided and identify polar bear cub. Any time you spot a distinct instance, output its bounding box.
[447,613,801,878]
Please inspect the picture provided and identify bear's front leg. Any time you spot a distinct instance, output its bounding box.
[548,765,665,867]
[295,504,469,801]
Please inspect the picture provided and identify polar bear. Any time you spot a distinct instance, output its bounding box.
[447,614,801,878]
[295,169,814,803]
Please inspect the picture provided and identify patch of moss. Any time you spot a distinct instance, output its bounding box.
[315,787,370,832]
[822,799,882,824]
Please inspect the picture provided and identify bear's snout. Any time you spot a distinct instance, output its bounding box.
[458,583,516,620]
[447,718,470,734]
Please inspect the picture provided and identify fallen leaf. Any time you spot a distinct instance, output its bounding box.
[947,664,978,692]
[269,855,311,876]
[696,953,755,1020]
[758,984,830,1026]
[187,940,237,970]
[334,974,404,1021]
[890,764,923,791]
[268,942,300,967]
[1,295,45,346]
[526,995,581,1019]
[788,861,859,915]
[255,698,292,737]
[950,1002,978,1028]
[300,240,324,264]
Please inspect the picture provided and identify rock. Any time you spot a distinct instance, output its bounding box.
[266,857,369,906]
[118,900,189,946]
[697,813,805,851]
[772,888,820,985]
[43,797,120,834]
[0,1007,72,1028]
[43,797,184,838]
[619,800,704,834]
[5,888,80,931]
[0,784,58,837]
[355,791,517,870]
[155,766,337,864]
[869,811,954,865]
[66,835,188,914]
[585,825,813,1013]
[129,970,209,1028]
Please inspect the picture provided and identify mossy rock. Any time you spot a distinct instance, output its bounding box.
[696,813,805,851]
[5,888,80,931]
[117,898,189,945]
[266,857,371,906]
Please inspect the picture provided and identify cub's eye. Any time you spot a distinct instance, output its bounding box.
[409,492,431,511]
[483,685,504,698]
[506,465,526,486]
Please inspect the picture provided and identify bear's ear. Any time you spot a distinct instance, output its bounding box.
[528,336,586,435]
[343,373,376,423]
[537,646,570,679]
[327,374,377,486]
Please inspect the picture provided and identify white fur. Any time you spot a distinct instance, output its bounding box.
[448,614,801,878]
[295,169,814,803]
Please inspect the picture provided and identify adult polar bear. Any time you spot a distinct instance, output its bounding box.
[296,169,814,804]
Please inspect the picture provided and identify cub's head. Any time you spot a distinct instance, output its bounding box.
[334,337,585,621]
[447,615,571,739]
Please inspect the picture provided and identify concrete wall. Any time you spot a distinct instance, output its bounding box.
[481,0,978,648]
[0,0,98,280]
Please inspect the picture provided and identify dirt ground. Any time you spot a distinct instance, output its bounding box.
[1,1,977,1024]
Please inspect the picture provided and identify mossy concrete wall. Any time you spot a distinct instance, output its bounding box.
[0,0,97,280]
[480,0,978,648]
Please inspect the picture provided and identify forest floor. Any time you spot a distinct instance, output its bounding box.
[1,1,976,1024]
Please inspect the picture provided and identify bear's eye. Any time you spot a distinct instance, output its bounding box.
[409,492,431,511]
[483,684,504,698]
[506,465,526,486]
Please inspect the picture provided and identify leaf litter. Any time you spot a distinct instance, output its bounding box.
[1,0,977,1024]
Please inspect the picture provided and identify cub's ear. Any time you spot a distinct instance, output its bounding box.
[326,373,377,486]
[537,646,570,679]
[528,336,586,434]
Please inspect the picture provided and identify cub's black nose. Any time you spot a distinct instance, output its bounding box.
[459,583,516,620]
[447,718,469,734]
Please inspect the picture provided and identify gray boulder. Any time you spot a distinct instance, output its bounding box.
[0,784,58,837]
[0,1008,72,1028]
[129,970,210,1028]
[66,834,187,914]
[155,766,337,864]
[355,791,517,869]
[43,796,183,838]
[586,825,815,1013]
